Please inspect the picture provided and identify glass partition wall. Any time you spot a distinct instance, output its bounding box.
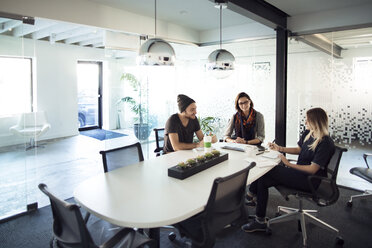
[2,14,371,221]
[0,19,37,219]
[0,14,279,219]
[287,30,372,191]
[116,39,277,149]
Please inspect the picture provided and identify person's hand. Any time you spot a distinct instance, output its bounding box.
[279,154,289,166]
[268,142,280,151]
[198,140,204,147]
[211,135,218,143]
[235,137,246,144]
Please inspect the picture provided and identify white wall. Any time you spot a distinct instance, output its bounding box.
[0,35,123,147]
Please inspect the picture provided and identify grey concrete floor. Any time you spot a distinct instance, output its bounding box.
[0,130,157,219]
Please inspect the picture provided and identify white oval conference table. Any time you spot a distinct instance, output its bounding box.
[74,143,280,245]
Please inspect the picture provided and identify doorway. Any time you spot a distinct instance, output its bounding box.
[77,61,102,131]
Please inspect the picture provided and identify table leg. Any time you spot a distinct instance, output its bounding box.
[149,227,160,247]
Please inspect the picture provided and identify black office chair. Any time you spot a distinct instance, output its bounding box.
[347,153,372,207]
[173,163,256,248]
[153,128,164,157]
[99,141,176,241]
[267,146,347,247]
[100,142,144,173]
[38,183,155,248]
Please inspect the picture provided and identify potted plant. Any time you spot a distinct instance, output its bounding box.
[116,73,153,140]
[193,116,221,142]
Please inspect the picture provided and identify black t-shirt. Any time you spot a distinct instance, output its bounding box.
[163,113,201,153]
[297,130,335,176]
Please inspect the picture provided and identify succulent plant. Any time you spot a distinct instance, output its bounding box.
[196,155,206,162]
[211,150,221,156]
[205,152,213,159]
[177,162,187,168]
[186,158,197,165]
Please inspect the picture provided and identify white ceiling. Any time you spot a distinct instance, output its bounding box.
[1,0,372,51]
[87,0,254,31]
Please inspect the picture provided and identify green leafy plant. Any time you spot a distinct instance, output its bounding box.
[116,73,148,124]
[198,116,220,135]
[116,73,158,140]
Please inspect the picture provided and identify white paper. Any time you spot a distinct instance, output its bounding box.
[261,150,280,159]
[244,156,280,168]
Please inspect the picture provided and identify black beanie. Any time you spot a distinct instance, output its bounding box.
[177,94,195,113]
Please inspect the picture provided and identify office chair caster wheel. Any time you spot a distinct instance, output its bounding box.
[346,201,352,208]
[168,232,177,241]
[50,238,59,248]
[336,236,344,245]
[266,228,272,235]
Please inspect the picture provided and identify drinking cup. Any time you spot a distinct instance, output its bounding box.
[204,136,212,152]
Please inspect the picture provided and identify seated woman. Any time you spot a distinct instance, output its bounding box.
[242,107,335,232]
[224,92,265,145]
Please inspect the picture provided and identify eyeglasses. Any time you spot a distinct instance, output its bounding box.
[238,100,249,106]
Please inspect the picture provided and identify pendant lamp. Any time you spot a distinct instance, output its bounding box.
[138,0,175,66]
[206,1,235,77]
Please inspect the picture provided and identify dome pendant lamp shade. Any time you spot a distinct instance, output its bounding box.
[138,38,175,66]
[138,0,175,66]
[207,1,235,76]
[207,49,235,70]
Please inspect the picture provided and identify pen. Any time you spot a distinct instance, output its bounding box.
[269,139,275,149]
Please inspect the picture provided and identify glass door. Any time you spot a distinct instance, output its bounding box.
[0,16,36,220]
[77,61,102,130]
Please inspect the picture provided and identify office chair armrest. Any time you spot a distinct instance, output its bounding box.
[307,175,339,207]
[363,153,372,168]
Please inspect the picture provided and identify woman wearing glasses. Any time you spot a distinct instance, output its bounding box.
[224,92,265,145]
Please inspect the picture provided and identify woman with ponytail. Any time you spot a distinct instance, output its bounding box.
[242,107,335,232]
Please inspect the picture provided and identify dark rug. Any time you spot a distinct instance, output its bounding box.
[80,129,127,141]
[1,188,371,248]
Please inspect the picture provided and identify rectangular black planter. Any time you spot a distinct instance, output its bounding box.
[168,153,229,180]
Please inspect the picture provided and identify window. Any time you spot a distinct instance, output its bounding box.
[0,56,33,116]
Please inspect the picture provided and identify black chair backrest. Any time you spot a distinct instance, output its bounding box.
[99,142,144,173]
[38,183,95,248]
[205,162,256,233]
[309,145,347,206]
[153,128,165,153]
[327,145,348,180]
